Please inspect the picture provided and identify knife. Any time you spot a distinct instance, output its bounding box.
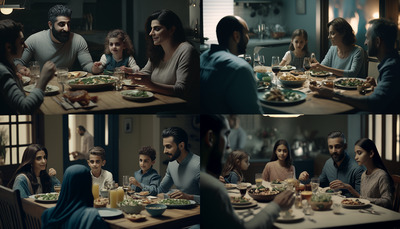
[52,97,73,110]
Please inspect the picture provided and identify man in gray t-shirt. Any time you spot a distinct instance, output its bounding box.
[15,5,93,75]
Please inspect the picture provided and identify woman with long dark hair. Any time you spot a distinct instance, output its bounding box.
[345,138,394,209]
[262,139,296,182]
[131,9,199,108]
[8,144,60,198]
[0,19,56,114]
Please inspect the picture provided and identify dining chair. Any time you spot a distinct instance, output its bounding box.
[392,174,400,212]
[21,198,43,229]
[0,185,26,229]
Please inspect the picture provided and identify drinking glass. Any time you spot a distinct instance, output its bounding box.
[56,67,69,94]
[237,182,248,198]
[257,24,266,39]
[255,173,263,187]
[114,67,125,91]
[29,61,40,84]
[253,53,265,69]
[123,175,129,199]
[303,57,311,79]
[54,185,61,194]
[310,177,320,194]
[244,54,252,65]
[271,56,281,85]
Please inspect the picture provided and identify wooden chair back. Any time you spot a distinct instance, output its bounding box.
[392,174,400,212]
[0,185,26,229]
[21,199,44,229]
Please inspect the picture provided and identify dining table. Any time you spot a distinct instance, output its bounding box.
[25,73,188,114]
[24,196,200,229]
[256,69,370,114]
[230,181,400,228]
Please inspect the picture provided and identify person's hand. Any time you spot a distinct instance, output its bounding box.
[17,64,30,77]
[309,84,335,99]
[329,180,349,190]
[365,76,377,87]
[48,168,56,176]
[36,61,56,91]
[119,66,133,73]
[129,176,140,187]
[168,190,192,200]
[92,62,103,74]
[299,171,309,181]
[219,176,226,183]
[128,73,152,85]
[273,190,295,211]
[310,62,321,70]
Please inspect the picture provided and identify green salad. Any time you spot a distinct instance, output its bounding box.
[68,76,116,85]
[159,199,191,205]
[119,199,143,206]
[311,193,331,202]
[125,90,149,98]
[335,78,364,87]
[35,193,58,201]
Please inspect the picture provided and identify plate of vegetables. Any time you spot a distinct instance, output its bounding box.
[24,84,59,96]
[334,78,366,89]
[67,75,117,90]
[258,88,306,105]
[120,90,154,101]
[158,199,196,209]
[310,70,333,77]
[30,193,59,203]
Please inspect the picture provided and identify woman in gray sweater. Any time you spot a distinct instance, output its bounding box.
[346,138,394,209]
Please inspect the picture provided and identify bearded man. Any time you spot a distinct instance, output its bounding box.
[300,131,365,197]
[200,16,262,114]
[157,127,200,203]
[15,5,94,75]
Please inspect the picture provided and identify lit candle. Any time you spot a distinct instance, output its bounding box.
[109,190,117,208]
[92,183,99,200]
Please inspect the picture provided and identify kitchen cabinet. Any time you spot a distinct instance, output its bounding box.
[246,38,290,63]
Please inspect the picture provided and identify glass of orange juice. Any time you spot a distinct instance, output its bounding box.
[255,173,263,187]
[92,183,99,200]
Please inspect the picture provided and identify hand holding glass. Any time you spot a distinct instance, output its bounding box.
[29,61,40,84]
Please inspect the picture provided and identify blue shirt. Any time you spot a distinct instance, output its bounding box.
[319,152,364,197]
[200,44,262,114]
[363,51,400,113]
[131,167,160,196]
[158,152,200,203]
[12,173,61,198]
[104,54,130,71]
[321,45,367,78]
[224,171,240,184]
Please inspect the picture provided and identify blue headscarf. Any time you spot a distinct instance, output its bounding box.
[41,164,107,229]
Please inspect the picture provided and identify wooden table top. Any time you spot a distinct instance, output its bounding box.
[33,76,187,114]
[24,197,200,229]
[259,76,369,114]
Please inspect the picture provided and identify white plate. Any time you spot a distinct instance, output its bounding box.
[122,79,139,87]
[334,78,366,89]
[22,76,30,85]
[24,84,59,95]
[341,198,370,209]
[68,71,88,79]
[310,71,333,77]
[276,211,304,222]
[121,90,154,101]
[321,187,342,195]
[225,183,237,189]
[97,208,124,218]
[280,66,296,71]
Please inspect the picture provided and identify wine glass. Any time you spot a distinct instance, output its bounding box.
[114,67,125,91]
[56,67,68,94]
[310,177,320,194]
[237,182,248,198]
[123,175,129,199]
[29,61,40,84]
[303,57,311,79]
[244,54,252,65]
[271,56,281,85]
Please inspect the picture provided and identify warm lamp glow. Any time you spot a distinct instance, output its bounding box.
[0,8,13,15]
[373,12,379,19]
[263,114,304,118]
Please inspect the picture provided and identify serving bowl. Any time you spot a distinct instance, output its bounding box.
[118,199,144,214]
[248,188,279,202]
[279,76,306,87]
[145,204,167,217]
[310,200,333,211]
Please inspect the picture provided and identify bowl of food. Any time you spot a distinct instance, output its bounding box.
[94,198,108,208]
[145,204,167,217]
[270,180,286,190]
[279,73,306,87]
[248,186,279,202]
[310,193,332,211]
[118,199,145,214]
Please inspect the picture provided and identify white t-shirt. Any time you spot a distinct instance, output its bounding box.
[91,169,113,191]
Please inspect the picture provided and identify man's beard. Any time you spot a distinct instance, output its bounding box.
[331,151,345,163]
[52,25,70,43]
[169,147,182,162]
[367,44,378,57]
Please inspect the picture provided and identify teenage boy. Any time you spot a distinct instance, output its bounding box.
[129,146,161,196]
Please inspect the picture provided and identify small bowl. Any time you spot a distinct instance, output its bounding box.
[145,204,167,217]
[310,200,332,211]
[119,203,145,214]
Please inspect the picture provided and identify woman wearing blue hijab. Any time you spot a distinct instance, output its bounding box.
[41,164,109,229]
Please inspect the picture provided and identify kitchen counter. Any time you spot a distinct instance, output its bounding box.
[248,37,291,46]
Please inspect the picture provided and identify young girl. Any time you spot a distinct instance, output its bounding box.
[220,150,250,184]
[345,138,394,209]
[280,29,310,70]
[262,139,296,182]
[92,29,140,74]
[8,144,60,198]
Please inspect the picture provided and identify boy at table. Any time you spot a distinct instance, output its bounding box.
[300,131,364,197]
[129,146,161,196]
[201,115,295,229]
[87,146,113,191]
[157,127,200,203]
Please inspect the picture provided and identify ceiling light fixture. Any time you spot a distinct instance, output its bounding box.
[262,114,304,118]
[0,0,24,15]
